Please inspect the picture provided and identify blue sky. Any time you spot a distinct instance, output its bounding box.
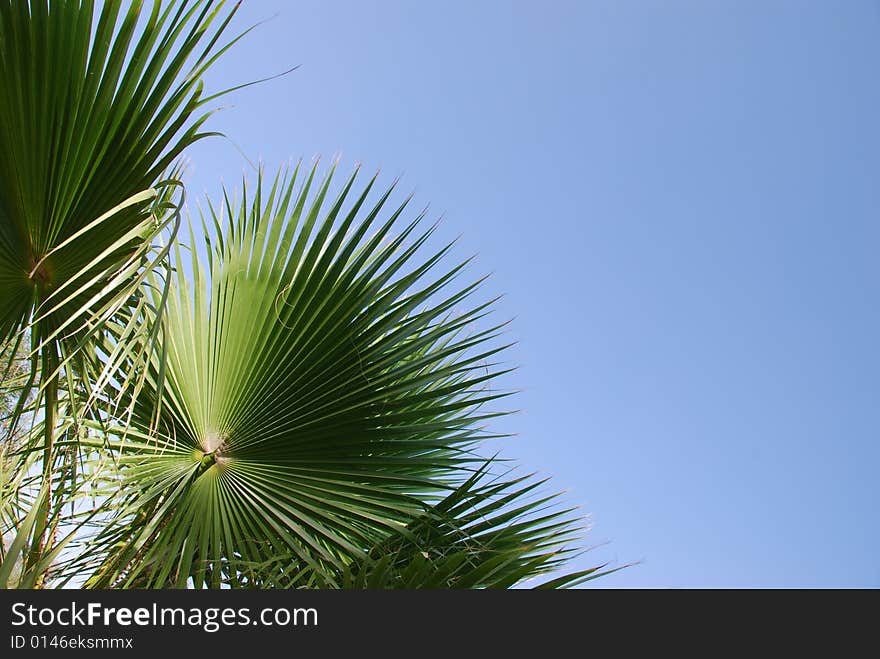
[181,0,880,587]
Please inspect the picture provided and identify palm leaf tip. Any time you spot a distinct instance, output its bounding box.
[232,462,602,589]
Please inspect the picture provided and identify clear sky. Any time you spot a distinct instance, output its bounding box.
[181,0,880,587]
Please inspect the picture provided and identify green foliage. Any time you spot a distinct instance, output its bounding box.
[0,0,242,587]
[77,164,568,589]
[0,333,32,447]
[237,464,615,589]
[0,1,612,589]
[0,0,242,427]
[0,444,102,589]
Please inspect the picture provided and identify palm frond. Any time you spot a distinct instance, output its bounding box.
[0,0,241,423]
[80,163,523,588]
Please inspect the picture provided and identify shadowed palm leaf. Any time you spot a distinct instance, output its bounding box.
[0,0,241,424]
[234,462,615,589]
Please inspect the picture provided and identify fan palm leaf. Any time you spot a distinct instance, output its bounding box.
[79,163,526,588]
[0,0,242,420]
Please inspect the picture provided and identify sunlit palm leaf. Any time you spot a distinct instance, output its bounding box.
[0,442,102,588]
[81,163,522,588]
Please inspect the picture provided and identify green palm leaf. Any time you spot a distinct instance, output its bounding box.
[0,0,241,412]
[82,163,527,588]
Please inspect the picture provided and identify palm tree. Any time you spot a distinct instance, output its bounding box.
[0,1,612,589]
